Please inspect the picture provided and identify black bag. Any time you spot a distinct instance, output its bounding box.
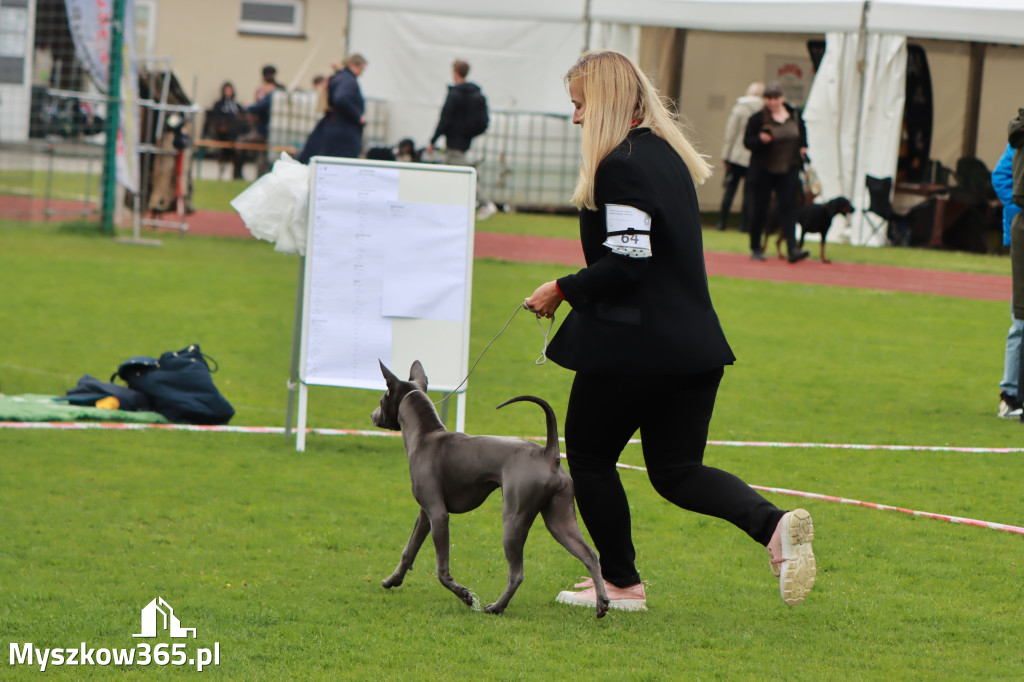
[463,89,489,138]
[59,374,152,411]
[113,344,235,425]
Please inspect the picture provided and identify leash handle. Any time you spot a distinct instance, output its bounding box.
[535,314,553,365]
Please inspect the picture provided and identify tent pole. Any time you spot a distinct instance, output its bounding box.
[961,42,986,159]
[583,0,592,52]
[851,1,871,244]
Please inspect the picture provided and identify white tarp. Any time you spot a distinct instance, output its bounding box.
[348,1,642,152]
[804,32,907,246]
[64,0,139,193]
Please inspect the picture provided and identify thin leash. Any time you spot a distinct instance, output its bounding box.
[434,300,554,406]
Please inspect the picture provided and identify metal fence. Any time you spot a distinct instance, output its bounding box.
[476,111,580,210]
[0,89,107,224]
[3,91,581,231]
[2,1,583,230]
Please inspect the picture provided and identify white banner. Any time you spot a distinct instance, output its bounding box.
[65,0,139,193]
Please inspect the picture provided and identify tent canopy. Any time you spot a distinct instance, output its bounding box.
[588,0,1024,45]
[868,0,1024,45]
[589,0,864,34]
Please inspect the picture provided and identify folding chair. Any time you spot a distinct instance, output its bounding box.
[864,175,910,246]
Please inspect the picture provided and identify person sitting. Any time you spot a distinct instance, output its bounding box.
[204,81,248,179]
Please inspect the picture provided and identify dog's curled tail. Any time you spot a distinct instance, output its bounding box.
[496,395,562,468]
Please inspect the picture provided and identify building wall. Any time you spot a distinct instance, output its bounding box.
[146,0,349,112]
[0,0,36,141]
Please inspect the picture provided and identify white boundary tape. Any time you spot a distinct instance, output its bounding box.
[3,421,1022,535]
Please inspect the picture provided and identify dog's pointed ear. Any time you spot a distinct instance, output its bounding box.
[409,360,428,391]
[379,360,399,388]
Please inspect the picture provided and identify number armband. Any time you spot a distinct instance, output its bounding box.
[603,204,652,258]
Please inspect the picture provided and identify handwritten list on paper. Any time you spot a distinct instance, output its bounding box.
[303,162,470,389]
[305,164,399,388]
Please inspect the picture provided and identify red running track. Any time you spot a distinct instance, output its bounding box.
[2,198,1010,302]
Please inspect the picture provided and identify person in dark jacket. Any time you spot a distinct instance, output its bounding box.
[205,81,247,179]
[743,83,810,263]
[525,50,816,611]
[239,74,285,177]
[992,142,1023,418]
[428,60,485,163]
[1008,109,1024,422]
[427,59,496,218]
[298,54,367,162]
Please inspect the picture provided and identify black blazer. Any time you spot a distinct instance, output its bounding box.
[547,128,735,375]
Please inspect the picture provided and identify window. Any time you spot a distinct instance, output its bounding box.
[134,1,157,57]
[238,1,304,37]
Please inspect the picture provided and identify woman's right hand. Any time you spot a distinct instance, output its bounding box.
[525,281,563,318]
[759,131,773,144]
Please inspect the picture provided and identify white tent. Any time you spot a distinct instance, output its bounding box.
[868,0,1024,45]
[589,0,865,33]
[588,0,1024,245]
[588,0,1024,44]
[345,1,1024,240]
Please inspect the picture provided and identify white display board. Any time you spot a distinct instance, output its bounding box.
[290,157,476,450]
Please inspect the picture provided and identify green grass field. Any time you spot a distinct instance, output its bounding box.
[1,218,1022,680]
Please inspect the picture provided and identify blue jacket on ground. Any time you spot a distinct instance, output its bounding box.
[993,142,1021,246]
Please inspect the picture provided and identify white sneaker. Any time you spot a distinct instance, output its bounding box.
[476,201,498,221]
[556,581,647,611]
[771,509,816,606]
[998,393,1022,418]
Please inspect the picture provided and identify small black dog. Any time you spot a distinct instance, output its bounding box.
[763,196,854,263]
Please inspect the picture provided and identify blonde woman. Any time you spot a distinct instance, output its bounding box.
[526,50,816,611]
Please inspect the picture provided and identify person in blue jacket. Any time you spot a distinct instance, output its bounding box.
[298,54,367,162]
[993,142,1023,418]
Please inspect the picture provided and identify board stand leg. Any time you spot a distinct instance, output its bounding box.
[455,391,467,433]
[285,256,306,437]
[296,382,309,452]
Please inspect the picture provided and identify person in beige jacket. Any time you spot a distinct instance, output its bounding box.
[716,82,764,231]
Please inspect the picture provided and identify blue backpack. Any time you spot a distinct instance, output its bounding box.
[113,344,235,425]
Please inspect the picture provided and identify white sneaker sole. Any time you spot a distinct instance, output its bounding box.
[555,591,647,612]
[779,508,816,606]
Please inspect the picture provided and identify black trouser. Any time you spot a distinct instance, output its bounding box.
[748,165,801,255]
[1011,217,1024,406]
[564,368,785,588]
[717,164,749,231]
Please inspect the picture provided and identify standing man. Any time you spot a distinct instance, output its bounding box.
[240,66,285,177]
[298,54,368,162]
[992,141,1023,418]
[254,65,283,103]
[427,59,496,219]
[716,82,764,232]
[1008,109,1024,423]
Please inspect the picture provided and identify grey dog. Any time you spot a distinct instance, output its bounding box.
[371,360,609,617]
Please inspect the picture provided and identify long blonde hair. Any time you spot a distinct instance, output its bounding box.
[567,50,711,211]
